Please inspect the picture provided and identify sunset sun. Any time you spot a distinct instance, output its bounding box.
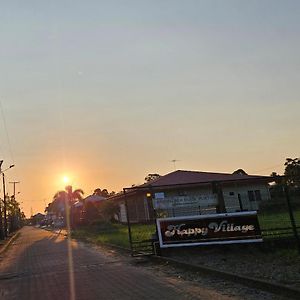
[63,176,70,184]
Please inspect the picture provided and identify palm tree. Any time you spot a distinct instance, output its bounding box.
[53,186,84,205]
[49,186,84,217]
[50,186,84,228]
[64,185,84,204]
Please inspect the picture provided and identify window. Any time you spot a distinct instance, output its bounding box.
[248,191,255,202]
[255,190,262,201]
[248,190,262,202]
[229,192,235,196]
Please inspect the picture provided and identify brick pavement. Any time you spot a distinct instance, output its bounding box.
[0,227,236,300]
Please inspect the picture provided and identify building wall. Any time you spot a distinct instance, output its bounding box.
[154,182,270,217]
[222,183,270,212]
[158,186,217,216]
[116,181,270,222]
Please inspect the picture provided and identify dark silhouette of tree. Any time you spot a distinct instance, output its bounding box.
[98,201,120,222]
[7,195,23,232]
[144,173,161,182]
[47,186,84,216]
[64,185,84,204]
[93,188,115,197]
[269,171,284,198]
[284,158,300,187]
[84,201,100,223]
[270,172,283,184]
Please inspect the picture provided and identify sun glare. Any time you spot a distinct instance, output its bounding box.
[63,176,70,184]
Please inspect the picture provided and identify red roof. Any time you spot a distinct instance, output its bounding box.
[137,170,271,188]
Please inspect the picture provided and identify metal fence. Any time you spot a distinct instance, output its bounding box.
[124,184,300,256]
[258,187,300,242]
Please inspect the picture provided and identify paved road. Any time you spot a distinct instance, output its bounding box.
[0,227,236,300]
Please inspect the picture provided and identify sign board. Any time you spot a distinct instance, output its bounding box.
[154,192,165,199]
[153,194,217,209]
[157,211,262,248]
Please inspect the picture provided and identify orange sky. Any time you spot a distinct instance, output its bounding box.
[0,1,299,216]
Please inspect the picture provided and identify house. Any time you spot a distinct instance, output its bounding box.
[109,170,272,223]
[31,213,45,226]
[72,194,107,226]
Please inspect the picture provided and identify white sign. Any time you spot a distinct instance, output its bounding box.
[154,192,165,199]
[153,194,217,209]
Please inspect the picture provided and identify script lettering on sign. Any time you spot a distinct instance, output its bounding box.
[157,212,262,248]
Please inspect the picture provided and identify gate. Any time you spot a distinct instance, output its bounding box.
[124,188,157,257]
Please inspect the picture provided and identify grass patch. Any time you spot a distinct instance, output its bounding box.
[131,224,156,241]
[258,210,300,229]
[72,222,156,249]
[71,210,300,249]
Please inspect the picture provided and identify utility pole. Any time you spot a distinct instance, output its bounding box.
[0,163,15,238]
[0,160,3,239]
[2,173,7,237]
[9,181,20,199]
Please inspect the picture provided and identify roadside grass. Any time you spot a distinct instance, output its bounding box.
[71,209,300,249]
[72,223,156,249]
[259,210,300,228]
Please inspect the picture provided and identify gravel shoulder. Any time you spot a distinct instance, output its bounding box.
[80,238,294,299]
[162,242,300,289]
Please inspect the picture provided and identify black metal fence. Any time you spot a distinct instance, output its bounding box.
[124,183,300,256]
[258,186,300,244]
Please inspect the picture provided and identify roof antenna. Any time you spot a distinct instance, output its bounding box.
[170,159,180,170]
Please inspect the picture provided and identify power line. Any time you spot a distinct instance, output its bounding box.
[9,181,20,198]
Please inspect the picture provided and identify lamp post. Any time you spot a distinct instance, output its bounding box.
[0,162,15,238]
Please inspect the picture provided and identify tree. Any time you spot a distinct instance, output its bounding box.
[7,195,24,232]
[84,201,100,223]
[269,171,284,198]
[93,188,115,198]
[144,173,161,183]
[64,185,84,204]
[98,200,120,222]
[284,158,300,187]
[48,186,84,216]
[270,172,283,185]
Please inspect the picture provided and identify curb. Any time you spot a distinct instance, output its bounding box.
[0,231,20,256]
[150,255,300,299]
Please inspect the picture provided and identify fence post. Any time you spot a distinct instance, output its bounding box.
[284,185,300,254]
[124,189,134,256]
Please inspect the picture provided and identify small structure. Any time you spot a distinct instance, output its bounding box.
[73,194,107,226]
[84,194,106,204]
[110,170,272,223]
[31,213,45,226]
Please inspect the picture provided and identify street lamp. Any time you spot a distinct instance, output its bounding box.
[0,161,15,238]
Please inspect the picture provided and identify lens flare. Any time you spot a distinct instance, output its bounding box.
[63,176,70,184]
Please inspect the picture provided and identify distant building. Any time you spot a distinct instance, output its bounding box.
[109,170,272,223]
[84,194,106,204]
[31,213,45,225]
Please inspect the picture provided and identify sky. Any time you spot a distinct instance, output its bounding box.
[0,1,299,216]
